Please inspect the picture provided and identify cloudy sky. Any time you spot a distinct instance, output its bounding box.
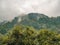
[0,0,60,21]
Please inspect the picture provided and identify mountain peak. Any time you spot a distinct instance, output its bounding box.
[28,13,48,17]
[27,13,48,20]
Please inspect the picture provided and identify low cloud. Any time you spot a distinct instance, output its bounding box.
[0,0,60,21]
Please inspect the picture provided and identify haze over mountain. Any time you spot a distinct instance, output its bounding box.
[0,13,60,34]
[0,0,60,21]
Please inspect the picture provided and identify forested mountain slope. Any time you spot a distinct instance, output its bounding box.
[0,13,60,34]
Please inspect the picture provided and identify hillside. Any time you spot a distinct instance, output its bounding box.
[20,13,60,31]
[0,13,60,34]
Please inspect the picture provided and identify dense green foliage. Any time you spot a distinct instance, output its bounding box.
[0,13,60,45]
[0,26,60,45]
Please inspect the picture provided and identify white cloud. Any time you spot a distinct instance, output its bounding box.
[0,0,60,21]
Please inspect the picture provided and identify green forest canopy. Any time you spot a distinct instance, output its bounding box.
[0,25,60,45]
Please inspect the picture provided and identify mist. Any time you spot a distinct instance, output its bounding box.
[0,0,60,21]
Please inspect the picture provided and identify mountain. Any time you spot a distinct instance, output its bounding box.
[20,13,49,29]
[0,13,60,34]
[20,13,60,30]
[0,17,19,34]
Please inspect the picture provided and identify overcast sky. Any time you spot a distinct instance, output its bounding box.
[0,0,60,21]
